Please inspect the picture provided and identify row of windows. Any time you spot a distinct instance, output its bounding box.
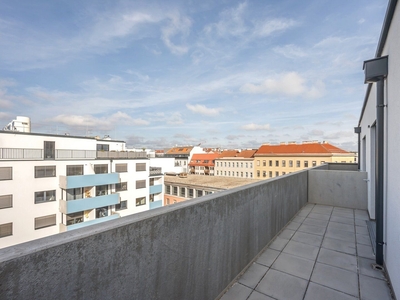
[0,163,147,181]
[257,171,287,178]
[215,161,253,168]
[256,160,324,168]
[165,185,212,198]
[0,215,57,238]
[216,171,253,178]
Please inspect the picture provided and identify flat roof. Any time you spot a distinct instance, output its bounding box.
[164,174,264,190]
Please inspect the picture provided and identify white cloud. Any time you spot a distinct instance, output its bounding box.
[240,72,325,99]
[186,104,221,116]
[242,123,270,131]
[273,44,307,59]
[253,19,298,37]
[161,13,191,55]
[167,112,184,125]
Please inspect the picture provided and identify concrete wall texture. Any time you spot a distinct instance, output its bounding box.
[0,170,308,300]
[308,170,368,209]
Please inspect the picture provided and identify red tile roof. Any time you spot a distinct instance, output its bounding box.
[218,150,239,158]
[255,142,350,155]
[189,153,220,166]
[166,146,193,155]
[236,150,257,158]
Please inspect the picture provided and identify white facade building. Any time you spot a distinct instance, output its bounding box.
[358,0,399,297]
[0,131,164,249]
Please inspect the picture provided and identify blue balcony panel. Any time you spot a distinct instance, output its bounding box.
[60,193,120,214]
[65,214,120,231]
[149,184,162,194]
[150,200,163,209]
[60,173,120,189]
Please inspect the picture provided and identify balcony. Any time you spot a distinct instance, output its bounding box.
[150,200,163,209]
[149,167,162,176]
[0,148,96,160]
[0,164,394,300]
[59,193,120,214]
[60,213,120,231]
[149,184,162,194]
[96,151,147,159]
[59,173,120,189]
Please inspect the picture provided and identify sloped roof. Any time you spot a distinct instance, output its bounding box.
[166,146,194,155]
[219,150,239,158]
[255,142,350,155]
[236,150,257,158]
[189,153,220,166]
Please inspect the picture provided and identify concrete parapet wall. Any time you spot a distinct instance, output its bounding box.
[327,163,358,171]
[0,171,308,300]
[308,170,368,209]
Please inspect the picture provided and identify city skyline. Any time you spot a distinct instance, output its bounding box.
[0,0,388,150]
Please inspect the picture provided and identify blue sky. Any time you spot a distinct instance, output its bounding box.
[0,0,387,150]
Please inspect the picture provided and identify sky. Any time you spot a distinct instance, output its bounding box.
[0,0,388,150]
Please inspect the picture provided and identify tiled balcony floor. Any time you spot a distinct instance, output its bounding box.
[220,204,394,300]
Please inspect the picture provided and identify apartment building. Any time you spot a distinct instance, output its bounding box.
[254,141,355,179]
[188,153,220,175]
[164,146,204,173]
[215,150,256,178]
[0,129,164,248]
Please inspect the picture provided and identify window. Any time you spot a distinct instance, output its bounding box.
[321,161,325,165]
[166,185,171,194]
[96,185,108,196]
[150,178,155,186]
[241,162,243,168]
[97,144,109,151]
[236,162,239,168]
[296,161,300,168]
[312,161,317,167]
[66,165,83,176]
[35,166,56,178]
[257,160,260,166]
[289,160,293,167]
[304,161,308,168]
[257,170,260,177]
[44,141,55,160]
[116,200,127,211]
[228,171,231,176]
[136,180,146,189]
[115,182,127,192]
[269,160,272,167]
[263,160,266,167]
[66,212,83,225]
[188,188,194,198]
[246,163,248,168]
[96,207,108,218]
[224,171,226,176]
[250,163,253,168]
[136,163,146,171]
[237,172,239,177]
[0,167,12,181]
[180,187,185,197]
[149,194,154,202]
[241,172,243,177]
[228,162,231,167]
[217,171,219,175]
[250,172,253,178]
[66,188,83,200]
[173,187,178,196]
[35,190,56,204]
[269,171,272,177]
[116,163,128,173]
[275,172,279,177]
[0,194,12,209]
[275,161,279,167]
[94,164,108,174]
[35,214,56,230]
[282,172,286,175]
[282,160,286,167]
[0,223,12,238]
[136,197,146,206]
[197,190,203,197]
[224,162,227,167]
[246,172,248,178]
[263,171,266,177]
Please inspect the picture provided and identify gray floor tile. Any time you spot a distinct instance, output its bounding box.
[322,237,356,255]
[333,207,354,213]
[256,269,308,300]
[272,252,314,280]
[220,283,252,300]
[358,257,386,280]
[355,218,368,226]
[356,225,369,235]
[317,248,357,273]
[359,274,392,300]
[325,227,355,242]
[312,205,333,213]
[330,215,355,225]
[308,212,331,220]
[356,233,372,246]
[256,248,280,267]
[331,211,354,219]
[298,223,326,236]
[278,228,295,240]
[269,237,289,251]
[286,221,301,231]
[292,216,306,224]
[328,222,355,233]
[283,240,319,261]
[304,282,357,300]
[248,290,275,300]
[291,231,323,247]
[310,263,359,297]
[298,210,310,217]
[357,244,375,259]
[355,210,370,220]
[238,263,269,288]
[303,217,329,228]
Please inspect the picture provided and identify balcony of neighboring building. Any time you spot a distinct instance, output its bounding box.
[0,148,97,160]
[59,172,120,189]
[59,192,120,215]
[0,164,395,300]
[96,151,147,159]
[149,193,163,210]
[149,167,163,176]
